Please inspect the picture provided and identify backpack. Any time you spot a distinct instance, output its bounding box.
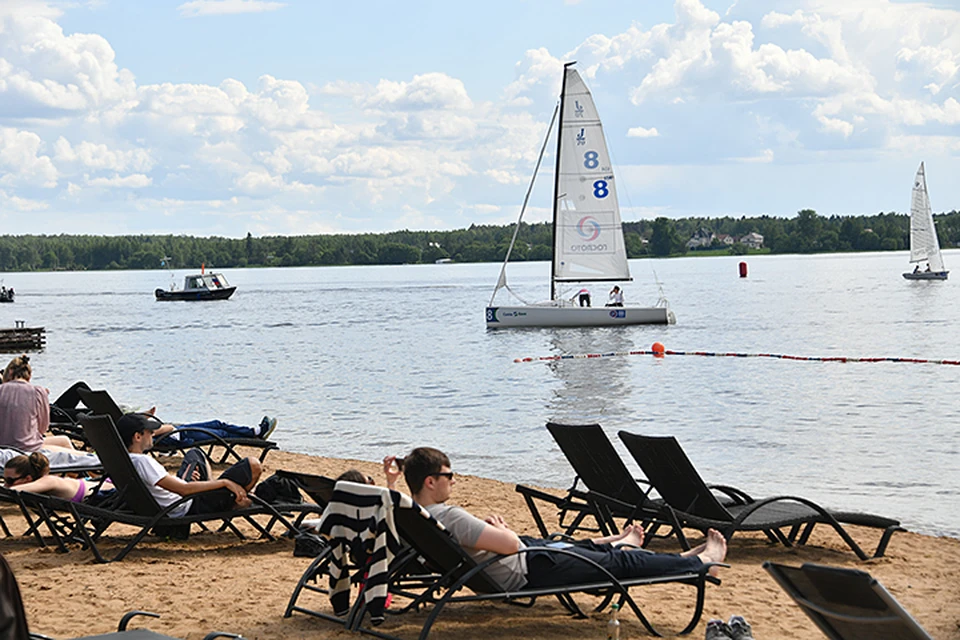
[254,472,303,505]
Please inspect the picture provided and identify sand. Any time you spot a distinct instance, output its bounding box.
[3,448,959,640]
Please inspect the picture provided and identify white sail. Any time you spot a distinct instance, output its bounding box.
[553,68,631,284]
[908,162,945,272]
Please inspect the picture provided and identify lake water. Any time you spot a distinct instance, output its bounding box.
[2,251,958,537]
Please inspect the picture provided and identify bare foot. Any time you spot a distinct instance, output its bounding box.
[612,523,645,548]
[680,541,707,558]
[696,529,728,577]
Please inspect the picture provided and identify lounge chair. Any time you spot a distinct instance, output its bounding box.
[288,481,723,639]
[618,432,903,559]
[43,414,311,562]
[763,562,934,639]
[516,422,672,539]
[0,551,244,639]
[0,455,105,549]
[76,388,277,464]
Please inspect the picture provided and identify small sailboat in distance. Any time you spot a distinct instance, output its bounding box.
[903,162,948,281]
[485,62,674,328]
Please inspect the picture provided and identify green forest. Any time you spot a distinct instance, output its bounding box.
[1,209,958,272]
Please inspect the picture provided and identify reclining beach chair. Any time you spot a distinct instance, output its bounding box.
[288,481,723,639]
[618,432,903,559]
[0,552,245,639]
[0,455,105,550]
[76,388,277,464]
[516,423,673,540]
[763,562,934,639]
[44,414,310,562]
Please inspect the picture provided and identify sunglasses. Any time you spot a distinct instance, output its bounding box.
[432,472,455,480]
[3,474,25,486]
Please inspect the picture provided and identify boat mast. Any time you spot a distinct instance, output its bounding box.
[550,62,576,302]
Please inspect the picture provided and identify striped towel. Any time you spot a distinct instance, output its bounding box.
[316,481,410,624]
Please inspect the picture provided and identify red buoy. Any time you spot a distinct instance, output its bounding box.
[739,261,748,278]
[651,342,665,357]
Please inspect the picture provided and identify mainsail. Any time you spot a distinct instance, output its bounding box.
[909,162,945,272]
[552,68,631,286]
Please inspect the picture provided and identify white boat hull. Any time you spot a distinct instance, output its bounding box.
[903,271,948,280]
[486,304,674,328]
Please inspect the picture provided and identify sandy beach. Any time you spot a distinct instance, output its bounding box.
[3,447,959,640]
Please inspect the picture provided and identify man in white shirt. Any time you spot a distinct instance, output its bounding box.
[117,413,261,516]
[399,447,726,591]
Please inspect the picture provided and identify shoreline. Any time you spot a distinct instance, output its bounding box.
[4,448,960,640]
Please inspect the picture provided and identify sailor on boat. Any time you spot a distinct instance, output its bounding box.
[606,286,624,307]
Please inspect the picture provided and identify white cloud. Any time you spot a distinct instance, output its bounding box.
[177,0,286,18]
[627,126,659,138]
[0,127,58,187]
[0,188,48,211]
[363,73,473,111]
[86,173,152,188]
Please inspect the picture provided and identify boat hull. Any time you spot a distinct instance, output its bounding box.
[486,305,674,328]
[155,286,236,301]
[902,271,948,280]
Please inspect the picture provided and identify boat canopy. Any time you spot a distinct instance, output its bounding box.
[185,273,230,291]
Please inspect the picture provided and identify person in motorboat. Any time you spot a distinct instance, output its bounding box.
[396,446,727,591]
[606,286,624,307]
[4,451,113,503]
[0,356,77,453]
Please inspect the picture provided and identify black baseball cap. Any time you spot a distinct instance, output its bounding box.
[116,413,161,442]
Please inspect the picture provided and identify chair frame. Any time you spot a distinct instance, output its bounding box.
[763,562,934,639]
[618,431,903,560]
[76,388,277,464]
[515,423,676,541]
[37,414,315,562]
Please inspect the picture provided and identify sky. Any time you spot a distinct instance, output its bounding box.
[1,0,960,237]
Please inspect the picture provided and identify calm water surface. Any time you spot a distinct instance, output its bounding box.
[2,251,958,537]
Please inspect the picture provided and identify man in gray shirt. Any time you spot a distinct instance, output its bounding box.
[397,447,726,591]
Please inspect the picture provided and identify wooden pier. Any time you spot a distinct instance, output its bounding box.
[0,322,45,352]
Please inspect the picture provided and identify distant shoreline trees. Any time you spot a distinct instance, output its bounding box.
[0,210,957,272]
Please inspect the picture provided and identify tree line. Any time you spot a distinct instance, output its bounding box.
[1,209,958,272]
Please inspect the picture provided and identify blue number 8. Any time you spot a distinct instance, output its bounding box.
[583,151,599,169]
[593,180,609,198]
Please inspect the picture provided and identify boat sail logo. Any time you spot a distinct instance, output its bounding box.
[577,216,601,242]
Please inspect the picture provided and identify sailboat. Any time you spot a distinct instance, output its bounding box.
[485,62,675,328]
[903,162,948,281]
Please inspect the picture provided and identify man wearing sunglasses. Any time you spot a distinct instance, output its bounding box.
[400,446,726,592]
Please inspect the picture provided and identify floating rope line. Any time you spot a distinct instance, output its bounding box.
[513,343,960,365]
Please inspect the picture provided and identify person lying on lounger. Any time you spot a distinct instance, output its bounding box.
[51,380,279,445]
[117,413,262,515]
[4,452,113,502]
[396,447,727,591]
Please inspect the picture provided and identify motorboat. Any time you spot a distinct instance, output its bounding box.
[155,271,235,301]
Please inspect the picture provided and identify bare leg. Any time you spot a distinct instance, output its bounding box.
[43,435,76,451]
[591,523,646,548]
[695,529,728,577]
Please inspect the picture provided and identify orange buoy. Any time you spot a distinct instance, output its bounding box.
[651,342,665,357]
[739,261,747,278]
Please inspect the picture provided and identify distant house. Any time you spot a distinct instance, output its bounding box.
[716,234,735,246]
[740,232,764,249]
[685,228,715,249]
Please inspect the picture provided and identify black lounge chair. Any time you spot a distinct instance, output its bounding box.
[76,388,277,464]
[1,552,244,640]
[0,456,105,549]
[37,414,311,562]
[516,423,675,540]
[618,432,903,559]
[288,481,723,639]
[763,562,933,639]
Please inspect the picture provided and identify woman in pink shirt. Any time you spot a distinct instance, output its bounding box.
[0,355,76,452]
